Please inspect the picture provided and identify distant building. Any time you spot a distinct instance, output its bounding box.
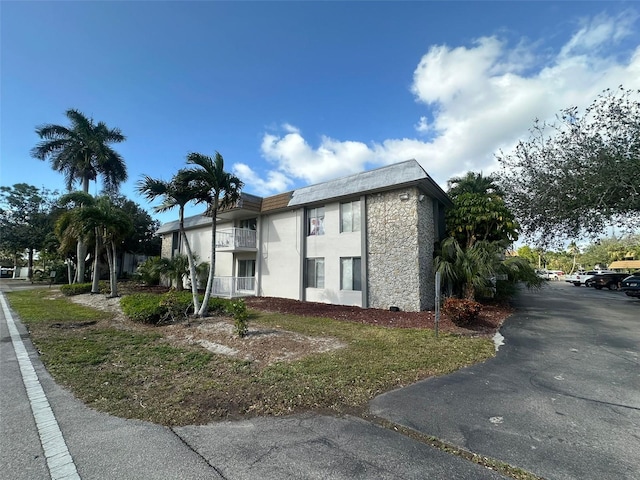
[156,159,452,311]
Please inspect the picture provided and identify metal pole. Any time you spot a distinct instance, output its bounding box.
[434,272,441,338]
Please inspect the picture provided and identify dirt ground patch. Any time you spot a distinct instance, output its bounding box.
[69,293,511,367]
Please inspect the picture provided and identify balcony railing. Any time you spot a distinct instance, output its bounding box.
[215,228,257,250]
[210,276,256,298]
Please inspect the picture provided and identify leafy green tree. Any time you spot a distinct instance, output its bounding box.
[137,170,204,312]
[446,193,519,249]
[445,172,518,249]
[578,235,640,270]
[31,109,127,282]
[497,87,640,246]
[110,195,161,256]
[182,152,243,316]
[436,171,534,301]
[0,184,59,279]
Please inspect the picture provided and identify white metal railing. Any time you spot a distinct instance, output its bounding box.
[210,276,256,298]
[215,228,257,249]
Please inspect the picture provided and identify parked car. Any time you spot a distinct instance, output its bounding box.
[584,273,632,290]
[536,269,560,281]
[0,267,14,278]
[620,274,640,298]
[565,270,616,286]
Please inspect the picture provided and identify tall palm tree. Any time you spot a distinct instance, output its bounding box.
[31,109,127,282]
[137,170,203,311]
[182,152,243,316]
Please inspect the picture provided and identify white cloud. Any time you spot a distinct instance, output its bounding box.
[250,12,640,195]
[414,116,430,134]
[559,11,638,58]
[233,163,293,195]
[261,130,374,185]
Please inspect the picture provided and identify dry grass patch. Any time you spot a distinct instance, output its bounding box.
[6,288,497,426]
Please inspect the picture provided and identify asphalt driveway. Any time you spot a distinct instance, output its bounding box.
[371,281,640,480]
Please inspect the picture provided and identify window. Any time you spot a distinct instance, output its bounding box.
[307,207,325,236]
[240,218,257,230]
[340,201,361,233]
[171,231,180,257]
[341,257,362,291]
[238,259,256,278]
[306,258,325,288]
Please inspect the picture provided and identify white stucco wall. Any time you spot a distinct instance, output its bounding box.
[259,210,303,300]
[177,220,236,279]
[305,201,363,307]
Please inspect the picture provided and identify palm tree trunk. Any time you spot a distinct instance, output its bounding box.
[66,259,74,285]
[197,204,218,317]
[106,240,118,297]
[179,208,200,313]
[91,228,102,293]
[76,242,87,283]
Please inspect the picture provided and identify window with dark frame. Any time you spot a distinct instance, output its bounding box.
[341,257,362,291]
[340,201,361,233]
[307,207,325,236]
[306,258,325,288]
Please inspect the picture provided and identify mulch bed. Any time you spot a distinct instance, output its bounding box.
[244,296,512,336]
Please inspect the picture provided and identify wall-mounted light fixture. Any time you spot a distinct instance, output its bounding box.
[398,193,410,201]
[418,194,425,202]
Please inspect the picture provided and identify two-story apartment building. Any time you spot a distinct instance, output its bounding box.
[156,159,452,311]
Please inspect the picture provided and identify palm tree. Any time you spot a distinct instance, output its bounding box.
[435,237,497,300]
[447,171,504,198]
[79,197,133,297]
[32,109,127,282]
[137,170,203,311]
[56,192,97,285]
[182,152,243,316]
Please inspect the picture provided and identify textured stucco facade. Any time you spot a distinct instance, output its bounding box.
[366,186,436,311]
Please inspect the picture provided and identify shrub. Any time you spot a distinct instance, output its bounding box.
[133,256,167,286]
[227,299,249,337]
[60,283,93,296]
[120,293,166,324]
[442,297,482,327]
[206,297,229,315]
[159,290,194,323]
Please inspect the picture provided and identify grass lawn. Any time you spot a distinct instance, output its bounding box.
[6,288,496,426]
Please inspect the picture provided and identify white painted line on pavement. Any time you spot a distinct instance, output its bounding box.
[1,292,81,480]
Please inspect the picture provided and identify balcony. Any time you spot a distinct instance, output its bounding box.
[215,228,257,251]
[210,276,256,298]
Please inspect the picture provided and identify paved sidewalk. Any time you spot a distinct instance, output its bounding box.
[1,282,507,480]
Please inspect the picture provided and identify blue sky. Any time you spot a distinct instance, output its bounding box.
[2,1,639,224]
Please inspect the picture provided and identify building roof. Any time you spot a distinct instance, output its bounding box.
[288,159,452,207]
[608,260,640,270]
[156,214,211,235]
[156,159,452,234]
[261,191,293,212]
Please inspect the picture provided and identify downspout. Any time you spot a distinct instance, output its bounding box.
[299,208,306,302]
[256,215,263,297]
